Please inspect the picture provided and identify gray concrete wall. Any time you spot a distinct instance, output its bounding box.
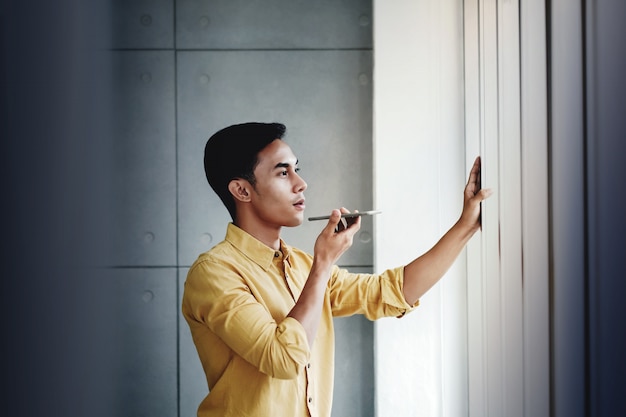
[108,1,376,416]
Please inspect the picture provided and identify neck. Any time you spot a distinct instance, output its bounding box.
[234,218,282,250]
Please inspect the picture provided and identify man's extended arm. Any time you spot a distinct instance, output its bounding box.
[402,157,493,305]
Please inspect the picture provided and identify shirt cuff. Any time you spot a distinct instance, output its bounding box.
[276,317,310,366]
[383,266,420,317]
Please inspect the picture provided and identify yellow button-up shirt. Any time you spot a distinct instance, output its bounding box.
[182,223,417,417]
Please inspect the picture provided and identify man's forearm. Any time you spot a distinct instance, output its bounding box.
[287,260,332,347]
[402,220,477,305]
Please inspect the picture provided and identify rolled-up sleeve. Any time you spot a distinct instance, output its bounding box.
[328,265,419,319]
[183,260,310,380]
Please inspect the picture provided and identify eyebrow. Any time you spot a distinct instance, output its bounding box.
[273,159,299,170]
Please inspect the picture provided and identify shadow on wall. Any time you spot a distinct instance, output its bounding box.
[2,1,116,417]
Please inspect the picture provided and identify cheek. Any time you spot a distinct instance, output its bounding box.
[268,190,291,208]
[255,184,289,207]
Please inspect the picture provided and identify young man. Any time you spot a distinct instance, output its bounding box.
[182,122,492,417]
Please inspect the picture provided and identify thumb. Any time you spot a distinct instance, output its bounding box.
[473,188,494,202]
[322,209,342,234]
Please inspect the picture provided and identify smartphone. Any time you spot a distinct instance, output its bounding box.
[307,210,382,221]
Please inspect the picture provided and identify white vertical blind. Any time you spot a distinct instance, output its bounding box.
[464,0,550,416]
[373,1,465,416]
[496,1,525,414]
[374,1,551,415]
[520,1,550,416]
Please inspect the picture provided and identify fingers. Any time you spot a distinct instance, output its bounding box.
[322,208,362,234]
[467,156,481,186]
[465,156,483,197]
[335,215,348,233]
[459,158,493,230]
[322,209,343,234]
[475,157,482,190]
[345,209,361,229]
[334,208,362,233]
[314,208,361,264]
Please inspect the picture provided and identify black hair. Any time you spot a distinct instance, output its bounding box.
[204,122,287,221]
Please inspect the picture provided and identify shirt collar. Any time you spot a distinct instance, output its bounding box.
[224,223,293,270]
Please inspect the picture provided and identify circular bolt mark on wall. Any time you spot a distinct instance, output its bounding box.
[140,14,153,27]
[142,291,154,303]
[143,232,155,244]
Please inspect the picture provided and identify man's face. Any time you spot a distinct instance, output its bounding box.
[248,139,307,227]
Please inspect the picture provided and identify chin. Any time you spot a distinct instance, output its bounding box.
[284,216,304,228]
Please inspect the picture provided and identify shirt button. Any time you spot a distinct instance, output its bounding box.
[308,397,313,403]
[307,363,311,369]
[274,252,280,258]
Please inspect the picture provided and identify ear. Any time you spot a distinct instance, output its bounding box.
[228,179,252,203]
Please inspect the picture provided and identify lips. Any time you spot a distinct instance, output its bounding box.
[293,198,306,209]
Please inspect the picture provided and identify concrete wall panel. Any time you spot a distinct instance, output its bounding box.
[109,51,177,266]
[176,0,372,49]
[177,50,373,267]
[110,268,178,417]
[112,0,174,49]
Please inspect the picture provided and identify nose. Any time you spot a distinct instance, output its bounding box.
[294,172,307,192]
